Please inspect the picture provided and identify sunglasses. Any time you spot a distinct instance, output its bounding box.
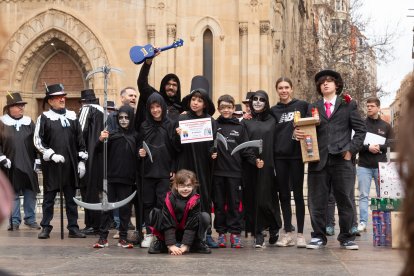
[253,96,266,103]
[118,116,129,120]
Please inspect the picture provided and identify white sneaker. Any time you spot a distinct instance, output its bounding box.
[276,232,295,247]
[357,222,366,232]
[296,234,307,248]
[140,234,154,248]
[112,231,119,239]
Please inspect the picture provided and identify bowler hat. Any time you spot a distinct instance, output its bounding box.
[4,92,27,108]
[314,69,343,93]
[242,92,255,103]
[80,89,97,102]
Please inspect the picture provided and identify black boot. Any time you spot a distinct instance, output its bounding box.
[68,228,86,238]
[148,239,168,254]
[190,239,211,254]
[38,227,52,239]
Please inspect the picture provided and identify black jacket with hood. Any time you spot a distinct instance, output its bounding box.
[98,105,138,186]
[139,93,179,179]
[135,61,182,130]
[270,98,309,159]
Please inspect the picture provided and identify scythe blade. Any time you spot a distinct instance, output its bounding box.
[231,139,263,156]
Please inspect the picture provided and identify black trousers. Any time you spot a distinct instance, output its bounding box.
[99,183,134,240]
[212,176,243,234]
[274,159,305,233]
[308,155,355,243]
[40,184,79,231]
[143,178,170,233]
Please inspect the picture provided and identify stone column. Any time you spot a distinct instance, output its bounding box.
[167,24,176,73]
[239,22,248,101]
[147,24,156,84]
[260,21,270,93]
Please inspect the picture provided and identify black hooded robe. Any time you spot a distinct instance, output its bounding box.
[241,90,282,235]
[135,61,182,131]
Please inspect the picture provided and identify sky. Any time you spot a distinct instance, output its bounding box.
[359,0,414,107]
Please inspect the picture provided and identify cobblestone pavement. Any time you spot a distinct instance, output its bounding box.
[0,213,405,276]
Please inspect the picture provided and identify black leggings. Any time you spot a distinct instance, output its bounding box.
[274,159,305,233]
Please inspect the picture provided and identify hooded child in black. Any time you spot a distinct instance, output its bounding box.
[242,90,282,248]
[94,105,138,249]
[138,93,179,246]
[135,57,182,130]
[176,87,218,247]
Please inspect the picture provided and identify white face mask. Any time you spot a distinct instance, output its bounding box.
[252,96,266,112]
[118,112,130,129]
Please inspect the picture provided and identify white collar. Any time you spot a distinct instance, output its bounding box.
[0,114,31,131]
[324,95,337,106]
[44,109,77,127]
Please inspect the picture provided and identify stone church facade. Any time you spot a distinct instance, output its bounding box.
[0,0,314,118]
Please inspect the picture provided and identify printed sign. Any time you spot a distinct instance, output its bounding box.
[379,162,403,198]
[179,118,213,144]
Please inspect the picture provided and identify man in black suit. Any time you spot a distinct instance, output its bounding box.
[294,69,366,250]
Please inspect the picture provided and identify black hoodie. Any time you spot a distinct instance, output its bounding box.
[139,93,178,179]
[102,105,138,185]
[135,62,182,131]
[270,98,309,159]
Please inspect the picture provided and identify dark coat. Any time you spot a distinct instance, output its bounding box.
[139,93,179,179]
[0,115,39,193]
[308,97,366,172]
[33,109,87,192]
[176,111,217,213]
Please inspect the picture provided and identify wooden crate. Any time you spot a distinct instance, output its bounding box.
[295,117,320,163]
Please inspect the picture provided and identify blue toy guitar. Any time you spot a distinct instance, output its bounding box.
[129,39,184,65]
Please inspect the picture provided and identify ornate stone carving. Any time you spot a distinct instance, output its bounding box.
[147,24,155,39]
[1,9,108,84]
[157,2,165,10]
[167,24,176,38]
[260,21,270,35]
[248,0,262,12]
[239,22,248,36]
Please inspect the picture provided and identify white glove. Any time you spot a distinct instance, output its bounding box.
[51,154,65,163]
[78,161,86,179]
[78,151,88,161]
[3,158,11,169]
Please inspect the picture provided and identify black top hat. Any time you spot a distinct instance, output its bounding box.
[242,92,255,103]
[314,69,343,94]
[80,89,97,102]
[106,100,117,111]
[45,83,66,98]
[5,92,27,108]
[234,104,243,115]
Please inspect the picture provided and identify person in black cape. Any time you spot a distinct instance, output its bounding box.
[241,90,282,248]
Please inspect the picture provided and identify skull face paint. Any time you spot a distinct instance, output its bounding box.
[118,112,130,129]
[252,96,266,112]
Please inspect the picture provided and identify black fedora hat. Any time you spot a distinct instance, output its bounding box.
[314,69,343,93]
[182,75,215,116]
[5,92,27,108]
[80,89,98,102]
[234,104,243,115]
[242,91,255,103]
[45,83,66,98]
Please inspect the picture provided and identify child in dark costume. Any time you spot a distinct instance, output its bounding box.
[138,93,178,247]
[93,105,138,249]
[148,169,211,255]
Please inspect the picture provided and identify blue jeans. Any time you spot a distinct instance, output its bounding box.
[11,189,38,225]
[357,166,379,224]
